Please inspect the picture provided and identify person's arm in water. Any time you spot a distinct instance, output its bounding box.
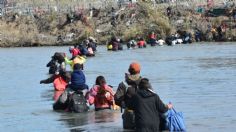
[46,59,54,67]
[40,75,56,84]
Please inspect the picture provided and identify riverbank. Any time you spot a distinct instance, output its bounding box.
[0,1,235,47]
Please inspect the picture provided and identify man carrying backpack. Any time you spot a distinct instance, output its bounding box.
[114,62,142,130]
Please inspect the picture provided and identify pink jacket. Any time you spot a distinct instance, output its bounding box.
[88,84,114,109]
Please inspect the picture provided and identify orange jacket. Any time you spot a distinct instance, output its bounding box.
[53,75,68,91]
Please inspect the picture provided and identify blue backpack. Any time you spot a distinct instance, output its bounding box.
[167,108,186,132]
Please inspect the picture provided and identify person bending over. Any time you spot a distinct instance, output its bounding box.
[87,76,115,111]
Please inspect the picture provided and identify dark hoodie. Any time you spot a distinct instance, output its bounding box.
[128,79,168,132]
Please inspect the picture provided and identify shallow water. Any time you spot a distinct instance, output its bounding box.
[0,42,236,132]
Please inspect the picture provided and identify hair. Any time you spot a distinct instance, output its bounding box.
[95,76,106,86]
[53,52,65,64]
[95,76,109,105]
[73,64,81,70]
[128,67,137,75]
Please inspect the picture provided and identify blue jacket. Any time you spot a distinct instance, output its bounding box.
[70,70,88,91]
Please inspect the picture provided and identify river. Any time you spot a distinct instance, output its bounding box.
[0,42,235,132]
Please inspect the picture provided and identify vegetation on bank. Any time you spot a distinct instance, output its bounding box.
[0,1,235,47]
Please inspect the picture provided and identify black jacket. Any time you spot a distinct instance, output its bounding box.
[128,89,168,132]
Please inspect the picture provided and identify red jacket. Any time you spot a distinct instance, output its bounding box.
[137,40,145,46]
[72,48,81,57]
[149,33,156,39]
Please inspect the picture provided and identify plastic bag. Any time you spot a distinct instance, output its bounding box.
[167,108,186,132]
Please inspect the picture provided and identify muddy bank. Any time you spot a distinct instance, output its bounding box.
[0,1,235,47]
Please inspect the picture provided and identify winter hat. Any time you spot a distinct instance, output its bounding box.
[128,62,141,75]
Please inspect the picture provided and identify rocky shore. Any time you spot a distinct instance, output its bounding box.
[0,1,235,47]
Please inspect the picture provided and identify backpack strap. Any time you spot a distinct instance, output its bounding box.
[122,81,129,94]
[119,81,130,113]
[123,81,139,95]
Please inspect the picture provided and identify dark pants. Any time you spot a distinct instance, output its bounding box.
[122,109,135,130]
[95,107,111,111]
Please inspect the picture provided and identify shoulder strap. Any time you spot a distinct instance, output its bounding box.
[123,81,139,98]
[122,81,130,93]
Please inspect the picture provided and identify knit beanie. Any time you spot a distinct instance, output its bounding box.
[128,62,141,75]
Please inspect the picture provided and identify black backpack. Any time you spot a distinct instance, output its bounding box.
[115,81,139,108]
[53,99,69,111]
[68,92,89,113]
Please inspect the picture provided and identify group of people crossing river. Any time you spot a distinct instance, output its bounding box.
[107,31,193,51]
[40,36,175,131]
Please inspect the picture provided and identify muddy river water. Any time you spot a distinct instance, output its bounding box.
[0,42,235,132]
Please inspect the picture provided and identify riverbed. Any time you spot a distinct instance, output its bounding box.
[0,42,235,132]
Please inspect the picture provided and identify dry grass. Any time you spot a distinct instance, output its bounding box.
[114,1,173,40]
[0,15,57,47]
[0,0,235,47]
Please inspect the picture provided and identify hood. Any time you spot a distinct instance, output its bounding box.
[137,89,156,98]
